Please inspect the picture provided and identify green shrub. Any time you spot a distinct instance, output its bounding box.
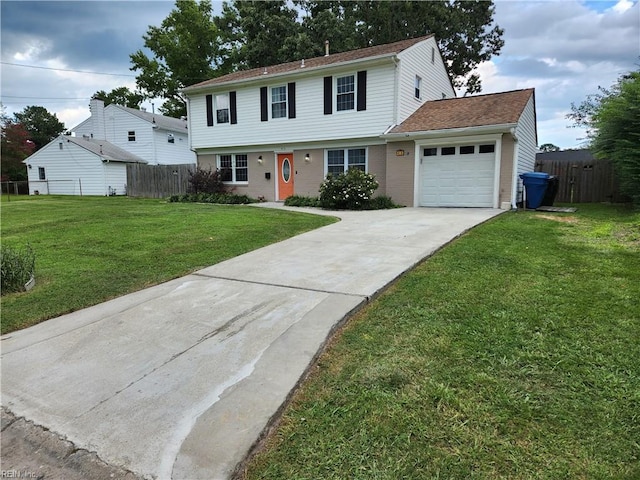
[284,195,320,207]
[167,193,258,204]
[365,195,403,210]
[319,169,379,210]
[1,244,35,295]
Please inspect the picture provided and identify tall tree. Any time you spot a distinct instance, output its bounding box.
[1,109,35,180]
[539,143,560,152]
[296,0,504,94]
[93,87,145,109]
[130,0,225,117]
[216,1,305,68]
[13,106,65,151]
[569,70,640,205]
[133,0,504,111]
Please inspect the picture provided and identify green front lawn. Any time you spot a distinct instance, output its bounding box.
[244,204,639,479]
[0,196,335,333]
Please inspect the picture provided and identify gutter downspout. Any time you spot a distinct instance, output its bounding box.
[392,55,400,127]
[510,127,519,210]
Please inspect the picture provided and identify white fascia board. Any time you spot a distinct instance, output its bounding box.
[382,123,518,142]
[182,55,396,95]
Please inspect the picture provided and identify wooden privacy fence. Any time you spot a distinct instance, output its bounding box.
[535,158,627,203]
[127,164,192,198]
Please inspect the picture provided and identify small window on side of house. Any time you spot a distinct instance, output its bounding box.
[414,76,422,100]
[460,145,475,154]
[479,144,495,153]
[423,148,437,156]
[128,131,136,141]
[38,167,46,180]
[431,47,435,64]
[167,133,175,144]
[441,146,455,155]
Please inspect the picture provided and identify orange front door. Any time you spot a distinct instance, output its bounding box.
[277,153,294,200]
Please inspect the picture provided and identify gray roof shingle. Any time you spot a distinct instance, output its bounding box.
[114,105,188,133]
[64,136,147,163]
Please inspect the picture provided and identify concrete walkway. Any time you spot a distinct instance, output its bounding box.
[1,205,502,480]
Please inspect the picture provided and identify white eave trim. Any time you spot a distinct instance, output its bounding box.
[381,123,518,141]
[182,54,397,95]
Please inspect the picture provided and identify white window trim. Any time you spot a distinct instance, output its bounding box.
[414,75,422,100]
[217,154,248,184]
[324,147,368,176]
[335,74,357,113]
[270,85,288,120]
[215,93,230,125]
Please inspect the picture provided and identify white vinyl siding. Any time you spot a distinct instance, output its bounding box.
[396,36,455,124]
[515,95,537,176]
[25,138,127,196]
[73,104,195,166]
[189,64,396,150]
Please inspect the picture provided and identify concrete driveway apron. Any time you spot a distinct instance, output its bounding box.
[1,206,502,479]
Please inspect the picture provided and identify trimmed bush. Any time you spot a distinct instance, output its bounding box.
[365,195,403,210]
[319,169,379,210]
[284,195,320,207]
[1,244,35,294]
[167,193,258,204]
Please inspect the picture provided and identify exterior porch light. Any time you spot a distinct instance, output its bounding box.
[304,153,311,163]
[257,155,263,165]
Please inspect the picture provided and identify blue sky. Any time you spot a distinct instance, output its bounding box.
[1,0,638,149]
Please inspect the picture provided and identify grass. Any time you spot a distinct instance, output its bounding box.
[0,195,335,333]
[243,204,640,480]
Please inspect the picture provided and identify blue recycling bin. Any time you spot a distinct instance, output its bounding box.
[520,172,550,209]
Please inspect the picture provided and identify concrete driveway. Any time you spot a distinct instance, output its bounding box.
[1,206,502,479]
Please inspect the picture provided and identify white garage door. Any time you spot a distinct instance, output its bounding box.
[420,144,496,207]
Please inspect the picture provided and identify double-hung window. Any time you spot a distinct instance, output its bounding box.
[38,167,46,180]
[271,86,287,119]
[326,148,367,175]
[216,94,230,124]
[218,154,248,183]
[336,75,355,111]
[414,76,422,99]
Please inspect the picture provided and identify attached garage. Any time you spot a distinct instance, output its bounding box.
[384,89,538,209]
[419,143,497,207]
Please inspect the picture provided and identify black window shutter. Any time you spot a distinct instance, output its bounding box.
[323,76,332,115]
[260,87,268,122]
[206,94,214,126]
[287,82,296,119]
[357,71,367,111]
[230,91,237,124]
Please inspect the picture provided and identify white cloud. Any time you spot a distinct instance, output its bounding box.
[612,0,634,12]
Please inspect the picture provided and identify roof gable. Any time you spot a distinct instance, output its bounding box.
[184,35,433,91]
[112,105,188,133]
[390,89,535,134]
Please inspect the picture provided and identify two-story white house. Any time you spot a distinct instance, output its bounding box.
[183,35,537,209]
[24,98,195,196]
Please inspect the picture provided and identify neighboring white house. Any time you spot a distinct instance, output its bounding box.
[24,136,146,196]
[24,98,195,196]
[182,35,537,208]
